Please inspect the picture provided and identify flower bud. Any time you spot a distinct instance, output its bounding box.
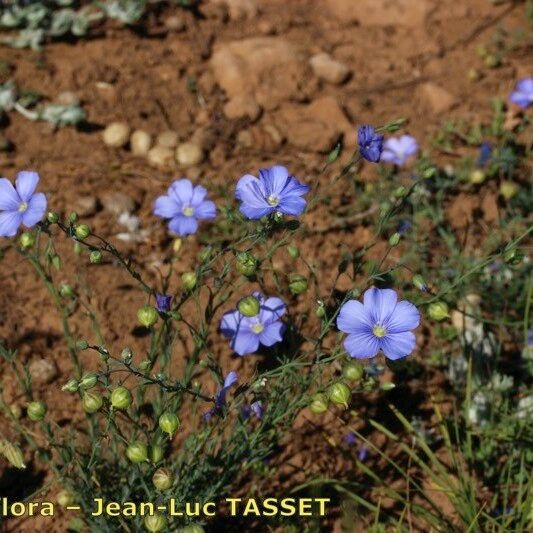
[500,181,518,200]
[47,211,59,224]
[388,233,401,246]
[121,347,133,364]
[76,339,89,350]
[182,526,205,533]
[469,169,485,184]
[126,441,148,463]
[428,301,449,321]
[137,305,158,328]
[173,238,182,254]
[75,224,91,240]
[19,232,35,249]
[0,440,26,469]
[412,274,428,292]
[138,359,152,372]
[327,383,351,408]
[79,373,98,390]
[236,251,258,276]
[62,379,79,393]
[380,382,396,391]
[309,393,329,414]
[343,361,364,382]
[111,386,133,410]
[57,490,75,507]
[82,392,103,413]
[144,513,167,532]
[182,271,197,291]
[289,274,308,295]
[59,284,74,298]
[199,246,212,263]
[51,255,61,270]
[158,412,180,435]
[73,242,82,255]
[68,212,78,224]
[149,444,164,464]
[27,401,47,421]
[393,186,407,198]
[9,404,22,419]
[152,467,173,491]
[503,247,524,265]
[237,296,260,317]
[273,211,283,223]
[89,250,103,264]
[287,245,300,259]
[315,302,326,318]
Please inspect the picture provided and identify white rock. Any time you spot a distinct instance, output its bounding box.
[130,130,152,156]
[310,53,350,84]
[102,122,130,148]
[176,142,204,167]
[29,358,58,385]
[156,130,179,149]
[147,146,175,168]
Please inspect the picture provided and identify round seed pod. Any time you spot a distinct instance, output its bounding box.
[152,467,174,491]
[110,386,133,410]
[126,441,148,463]
[27,401,47,421]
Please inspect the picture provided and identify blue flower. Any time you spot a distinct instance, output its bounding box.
[0,171,47,238]
[357,125,384,163]
[155,293,172,312]
[337,287,420,360]
[204,370,238,421]
[397,219,412,235]
[381,135,418,166]
[477,142,492,167]
[242,400,263,420]
[153,178,216,236]
[508,77,533,109]
[344,432,357,446]
[235,165,310,220]
[220,293,286,356]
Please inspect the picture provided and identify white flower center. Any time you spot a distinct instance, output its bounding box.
[18,201,28,213]
[182,206,194,217]
[372,324,387,338]
[251,322,264,334]
[267,194,279,207]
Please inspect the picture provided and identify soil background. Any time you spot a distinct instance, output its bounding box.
[0,0,531,531]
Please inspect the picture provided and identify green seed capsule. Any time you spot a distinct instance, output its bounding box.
[152,467,173,491]
[89,250,103,263]
[59,284,74,298]
[111,386,132,410]
[327,383,351,408]
[0,440,26,469]
[412,274,428,292]
[74,224,91,240]
[149,444,164,464]
[76,339,89,351]
[126,441,148,463]
[57,490,75,507]
[158,412,180,435]
[137,305,158,328]
[182,526,205,533]
[138,359,152,372]
[237,296,260,317]
[47,211,59,224]
[499,181,518,200]
[343,361,364,382]
[236,251,258,276]
[428,301,449,321]
[289,274,308,295]
[82,392,103,413]
[144,513,167,532]
[27,401,47,421]
[309,393,329,414]
[287,245,300,259]
[61,379,79,393]
[68,212,78,224]
[388,233,401,246]
[19,232,35,249]
[121,347,133,364]
[79,372,98,390]
[182,272,197,291]
[315,302,326,318]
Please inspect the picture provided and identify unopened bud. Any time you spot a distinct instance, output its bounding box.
[79,373,98,390]
[27,401,47,421]
[289,274,308,295]
[59,284,74,298]
[121,347,133,364]
[138,359,152,372]
[412,274,428,292]
[469,169,485,184]
[503,248,524,265]
[149,444,164,464]
[388,233,401,246]
[428,301,449,321]
[287,245,300,259]
[181,271,197,291]
[47,211,59,224]
[62,379,79,393]
[19,232,35,248]
[57,490,75,507]
[236,252,258,276]
[74,224,91,240]
[89,250,103,263]
[0,440,26,469]
[76,339,89,350]
[500,181,518,200]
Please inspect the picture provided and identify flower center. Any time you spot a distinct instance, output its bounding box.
[182,206,194,217]
[18,201,28,213]
[372,324,387,338]
[266,194,279,207]
[251,322,264,334]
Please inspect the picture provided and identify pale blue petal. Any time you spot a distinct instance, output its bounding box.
[224,371,238,388]
[15,171,39,202]
[194,200,216,220]
[190,185,208,206]
[168,215,198,236]
[258,321,285,346]
[337,300,373,334]
[0,210,22,237]
[239,203,273,220]
[385,300,420,333]
[260,165,289,196]
[0,178,20,210]
[169,179,193,204]
[22,192,46,227]
[153,195,179,219]
[344,332,380,359]
[363,288,398,324]
[278,195,307,216]
[232,331,260,356]
[381,331,417,360]
[262,296,286,318]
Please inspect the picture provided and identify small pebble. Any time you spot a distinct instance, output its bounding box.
[56,91,80,106]
[103,122,130,148]
[29,358,58,385]
[165,16,186,32]
[156,130,179,149]
[74,195,98,217]
[147,146,175,168]
[176,142,204,167]
[101,192,136,215]
[130,130,152,156]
